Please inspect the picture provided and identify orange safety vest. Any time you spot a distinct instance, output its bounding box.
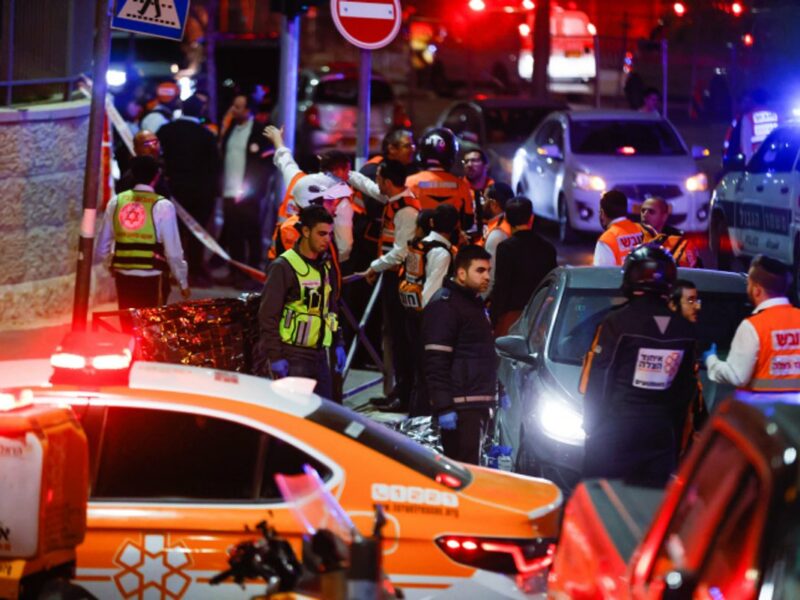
[597,218,654,265]
[480,213,512,247]
[653,233,700,268]
[746,303,800,392]
[267,215,342,297]
[398,238,454,311]
[277,172,306,220]
[379,195,422,255]
[406,169,473,217]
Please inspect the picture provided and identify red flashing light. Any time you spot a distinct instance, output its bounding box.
[519,23,531,37]
[435,472,462,489]
[445,539,461,550]
[673,2,686,16]
[468,0,486,11]
[619,146,636,155]
[743,33,754,46]
[462,540,479,551]
[731,2,743,16]
[522,0,535,9]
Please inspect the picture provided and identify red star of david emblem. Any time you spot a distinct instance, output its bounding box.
[118,202,147,231]
[113,534,193,599]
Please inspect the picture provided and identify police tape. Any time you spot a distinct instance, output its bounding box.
[92,80,267,284]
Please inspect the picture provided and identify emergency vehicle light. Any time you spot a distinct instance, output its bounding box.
[436,472,463,489]
[522,0,535,9]
[618,146,636,155]
[50,332,135,385]
[468,0,486,11]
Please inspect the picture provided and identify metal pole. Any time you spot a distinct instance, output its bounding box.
[593,35,601,108]
[3,0,15,106]
[71,0,112,331]
[206,0,219,124]
[355,48,371,170]
[277,13,300,152]
[661,38,668,118]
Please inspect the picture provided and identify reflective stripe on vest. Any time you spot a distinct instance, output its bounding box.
[111,190,167,271]
[278,172,306,220]
[279,249,337,348]
[746,304,800,392]
[480,214,512,246]
[406,170,473,214]
[398,239,452,311]
[655,233,698,268]
[597,219,652,265]
[378,195,422,255]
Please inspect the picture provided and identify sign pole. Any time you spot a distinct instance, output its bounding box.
[355,48,371,170]
[278,13,300,153]
[72,0,113,332]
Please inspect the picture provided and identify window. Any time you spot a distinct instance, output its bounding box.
[748,127,800,173]
[89,406,330,502]
[569,119,686,155]
[535,121,562,148]
[526,285,557,348]
[650,434,750,581]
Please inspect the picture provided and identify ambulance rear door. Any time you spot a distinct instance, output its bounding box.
[735,126,800,263]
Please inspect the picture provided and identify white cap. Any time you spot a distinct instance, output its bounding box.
[293,174,352,209]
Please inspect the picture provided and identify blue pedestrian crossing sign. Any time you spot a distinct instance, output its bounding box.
[112,0,190,41]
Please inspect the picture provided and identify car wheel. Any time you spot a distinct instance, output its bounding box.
[709,212,732,270]
[558,194,578,244]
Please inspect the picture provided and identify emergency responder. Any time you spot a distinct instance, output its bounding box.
[257,205,346,399]
[490,197,557,336]
[462,147,493,238]
[480,182,514,296]
[96,156,190,312]
[593,190,655,266]
[738,88,780,165]
[423,245,496,464]
[669,279,701,324]
[580,244,698,486]
[640,197,701,267]
[704,255,800,392]
[406,127,474,233]
[355,160,421,413]
[264,125,355,263]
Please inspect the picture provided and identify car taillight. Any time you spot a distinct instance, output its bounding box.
[306,104,321,128]
[435,535,556,575]
[435,472,462,489]
[393,102,411,129]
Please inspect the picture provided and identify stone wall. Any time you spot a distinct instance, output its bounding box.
[0,100,115,328]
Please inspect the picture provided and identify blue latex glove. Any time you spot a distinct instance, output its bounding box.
[335,346,347,373]
[438,411,458,431]
[499,393,511,410]
[270,359,289,379]
[701,343,718,364]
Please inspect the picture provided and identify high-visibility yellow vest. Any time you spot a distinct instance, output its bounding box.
[279,249,338,348]
[111,190,167,272]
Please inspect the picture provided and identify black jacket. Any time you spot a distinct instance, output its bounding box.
[157,117,221,205]
[220,117,276,203]
[490,229,557,325]
[423,279,497,414]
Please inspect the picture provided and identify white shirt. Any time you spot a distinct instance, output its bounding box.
[421,231,453,308]
[347,170,389,205]
[140,107,170,133]
[706,297,790,387]
[96,184,189,290]
[223,118,253,198]
[483,220,510,298]
[369,191,418,273]
[593,217,627,266]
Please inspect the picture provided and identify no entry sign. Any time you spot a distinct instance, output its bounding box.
[331,0,402,50]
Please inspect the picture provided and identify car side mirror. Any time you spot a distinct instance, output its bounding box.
[538,144,563,161]
[496,335,537,366]
[691,145,710,160]
[660,570,699,600]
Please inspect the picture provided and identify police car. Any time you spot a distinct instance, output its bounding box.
[0,333,562,599]
[710,121,800,298]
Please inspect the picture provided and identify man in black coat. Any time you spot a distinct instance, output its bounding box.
[423,245,496,464]
[219,94,276,289]
[157,93,221,287]
[490,196,558,336]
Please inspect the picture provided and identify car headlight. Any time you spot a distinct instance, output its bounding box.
[574,171,606,192]
[685,173,708,192]
[538,396,585,445]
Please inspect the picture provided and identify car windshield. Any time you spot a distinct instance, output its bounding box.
[549,288,751,366]
[569,119,686,155]
[307,401,473,489]
[313,77,394,106]
[484,106,559,143]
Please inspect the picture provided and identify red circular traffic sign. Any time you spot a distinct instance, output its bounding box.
[331,0,402,50]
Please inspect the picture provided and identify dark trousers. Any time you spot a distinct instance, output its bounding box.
[222,196,263,270]
[441,408,490,465]
[381,270,413,404]
[114,272,169,332]
[284,346,334,401]
[405,310,430,417]
[583,416,677,487]
[172,185,215,279]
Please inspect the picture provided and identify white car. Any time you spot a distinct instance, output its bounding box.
[710,122,800,298]
[511,109,711,242]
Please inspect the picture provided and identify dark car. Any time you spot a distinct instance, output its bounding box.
[495,266,750,490]
[549,392,800,599]
[435,97,566,182]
